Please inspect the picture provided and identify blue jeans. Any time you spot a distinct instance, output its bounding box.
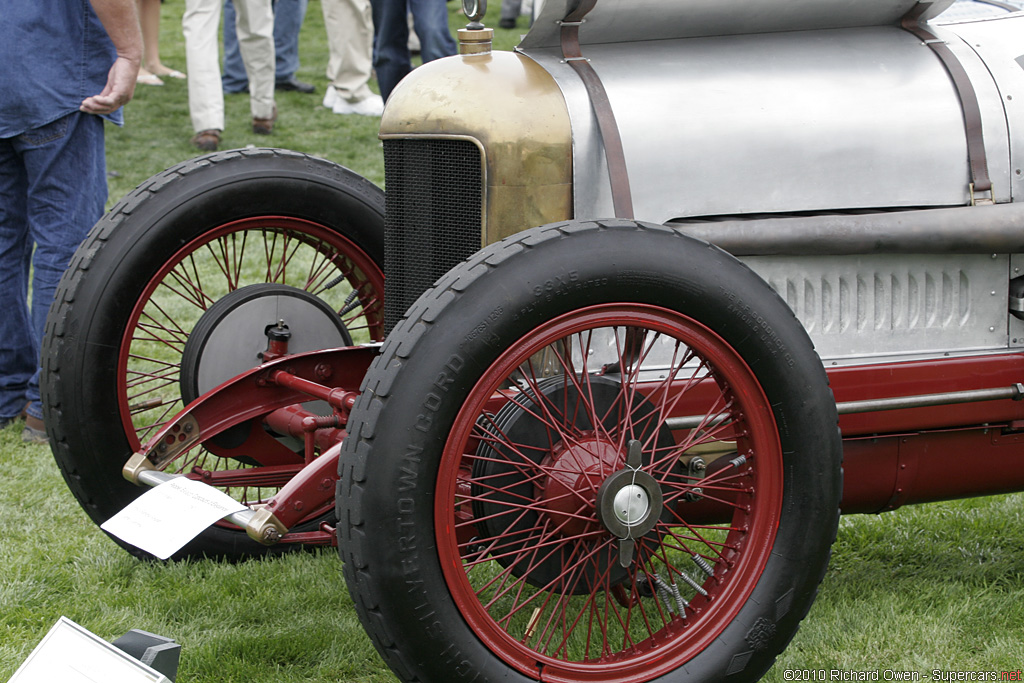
[223,0,308,93]
[0,112,106,420]
[500,0,522,21]
[371,0,456,102]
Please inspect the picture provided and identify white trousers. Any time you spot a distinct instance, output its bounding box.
[183,0,276,132]
[321,0,374,103]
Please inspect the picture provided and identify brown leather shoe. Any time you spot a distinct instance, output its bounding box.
[252,105,277,135]
[191,129,221,151]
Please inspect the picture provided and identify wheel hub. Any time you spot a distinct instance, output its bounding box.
[180,283,352,405]
[596,445,664,541]
[471,375,677,588]
[540,436,621,537]
[179,283,351,449]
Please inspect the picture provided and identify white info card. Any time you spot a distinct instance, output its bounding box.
[101,476,247,559]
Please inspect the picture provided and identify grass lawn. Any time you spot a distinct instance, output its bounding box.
[5,416,1024,682]
[3,1,1024,681]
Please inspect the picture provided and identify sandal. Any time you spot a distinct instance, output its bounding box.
[137,72,164,86]
[22,414,48,445]
[151,66,186,79]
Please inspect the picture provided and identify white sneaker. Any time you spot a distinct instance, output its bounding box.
[323,85,338,109]
[332,94,385,117]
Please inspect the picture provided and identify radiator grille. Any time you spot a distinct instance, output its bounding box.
[383,139,483,334]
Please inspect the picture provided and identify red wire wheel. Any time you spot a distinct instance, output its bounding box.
[339,221,841,683]
[119,215,383,487]
[43,150,385,559]
[436,304,782,681]
[122,215,383,436]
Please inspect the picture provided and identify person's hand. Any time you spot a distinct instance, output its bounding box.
[80,55,139,115]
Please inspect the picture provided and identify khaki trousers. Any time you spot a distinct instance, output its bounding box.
[184,0,276,132]
[321,0,374,103]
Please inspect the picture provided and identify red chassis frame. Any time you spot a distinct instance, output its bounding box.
[122,345,1024,547]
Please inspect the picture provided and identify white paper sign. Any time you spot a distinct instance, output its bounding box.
[101,477,247,560]
[8,617,170,683]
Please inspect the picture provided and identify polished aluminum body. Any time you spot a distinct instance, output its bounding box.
[378,1,1024,365]
[511,1,1024,364]
[519,0,1024,221]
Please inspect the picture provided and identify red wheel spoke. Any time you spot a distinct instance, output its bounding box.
[215,230,249,290]
[118,215,383,529]
[435,303,785,681]
[539,542,632,658]
[187,464,302,487]
[133,401,179,443]
[483,532,617,629]
[659,465,751,493]
[303,245,346,292]
[179,252,215,310]
[340,288,381,331]
[122,378,179,405]
[456,482,593,526]
[134,309,191,347]
[662,465,750,493]
[261,230,280,283]
[658,522,743,557]
[160,257,214,312]
[463,518,605,570]
[268,232,302,284]
[124,374,178,401]
[124,360,180,386]
[658,520,739,561]
[512,362,589,453]
[132,324,187,352]
[472,414,554,469]
[609,327,657,448]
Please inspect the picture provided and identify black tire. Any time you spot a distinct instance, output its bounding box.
[338,220,841,682]
[42,148,385,560]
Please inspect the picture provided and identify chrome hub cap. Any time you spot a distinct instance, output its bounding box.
[613,483,651,527]
[597,440,665,567]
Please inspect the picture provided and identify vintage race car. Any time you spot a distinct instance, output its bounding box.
[41,0,1024,681]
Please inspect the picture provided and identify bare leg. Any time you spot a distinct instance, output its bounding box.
[138,0,185,77]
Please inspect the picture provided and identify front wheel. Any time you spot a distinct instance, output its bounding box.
[43,148,385,560]
[339,220,841,682]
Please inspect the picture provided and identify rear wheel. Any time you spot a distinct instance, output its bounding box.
[339,220,841,682]
[43,148,385,560]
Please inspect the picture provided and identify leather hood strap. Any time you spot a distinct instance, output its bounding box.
[902,4,993,198]
[560,0,634,218]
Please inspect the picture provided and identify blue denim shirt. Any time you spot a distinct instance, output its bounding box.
[0,0,123,138]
